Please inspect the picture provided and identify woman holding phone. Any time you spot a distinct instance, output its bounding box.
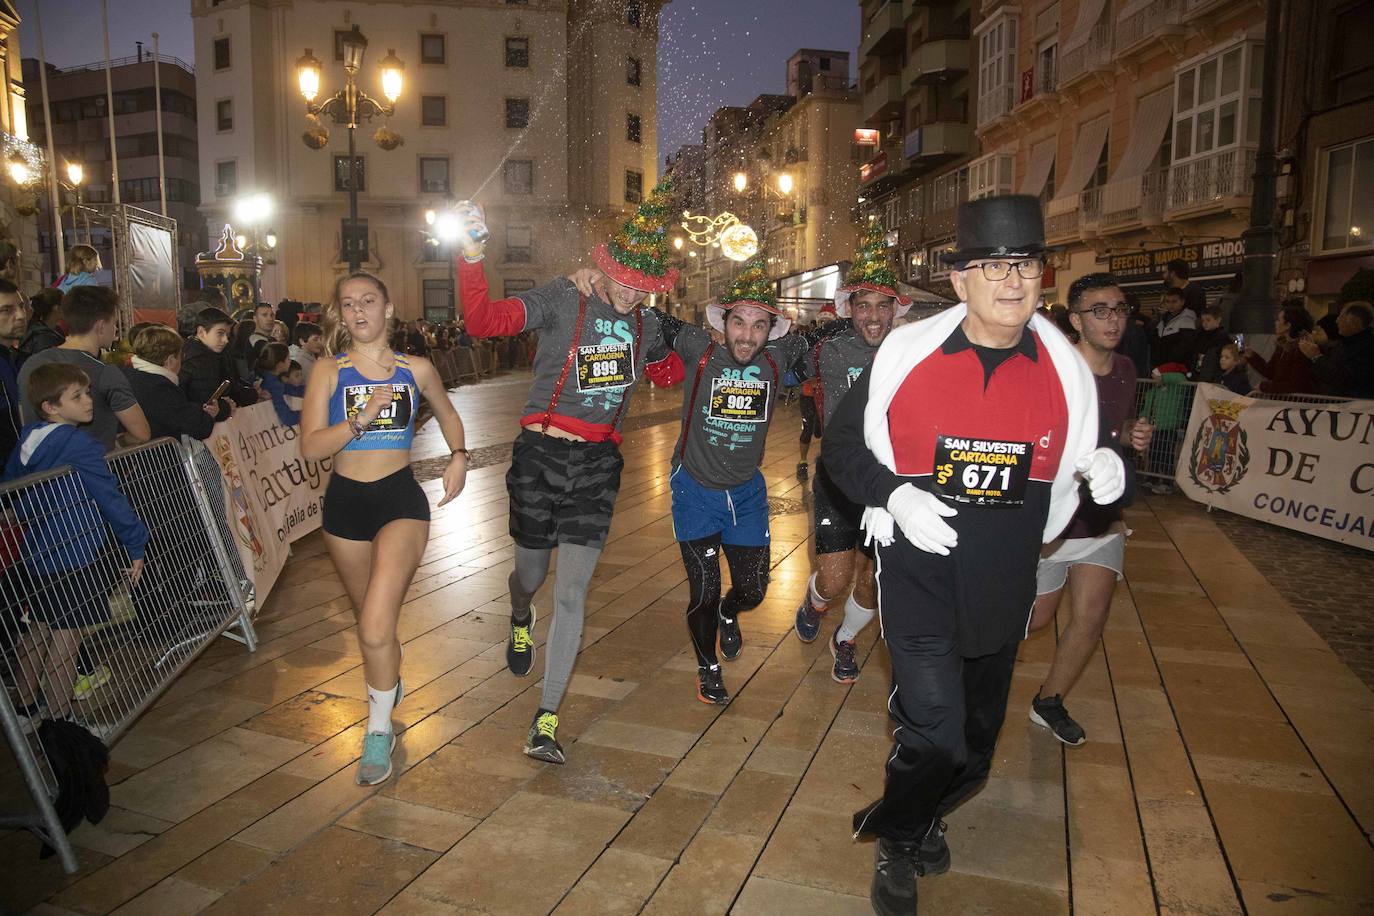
[301,271,470,786]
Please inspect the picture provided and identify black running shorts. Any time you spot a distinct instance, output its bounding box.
[506,429,624,550]
[322,467,430,541]
[799,395,819,444]
[812,456,868,556]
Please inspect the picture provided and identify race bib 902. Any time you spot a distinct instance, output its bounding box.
[708,377,770,424]
[576,342,634,392]
[932,435,1033,507]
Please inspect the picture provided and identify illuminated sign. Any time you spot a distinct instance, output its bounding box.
[854,128,880,146]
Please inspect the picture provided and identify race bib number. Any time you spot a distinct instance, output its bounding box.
[343,384,413,431]
[708,378,770,423]
[932,435,1033,507]
[576,342,634,392]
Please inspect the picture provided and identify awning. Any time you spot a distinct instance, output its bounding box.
[1047,114,1109,214]
[1100,87,1173,210]
[1062,0,1107,51]
[1019,138,1057,197]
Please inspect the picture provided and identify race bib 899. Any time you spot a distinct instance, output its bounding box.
[576,342,634,392]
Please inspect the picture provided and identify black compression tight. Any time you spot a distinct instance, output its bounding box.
[678,536,770,667]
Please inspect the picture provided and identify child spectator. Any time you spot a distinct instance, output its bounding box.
[288,321,324,380]
[1218,343,1250,396]
[255,342,304,425]
[5,363,149,728]
[271,319,289,344]
[1189,306,1231,382]
[123,325,219,440]
[180,307,257,417]
[18,286,150,450]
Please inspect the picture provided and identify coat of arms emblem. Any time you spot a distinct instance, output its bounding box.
[1188,398,1250,494]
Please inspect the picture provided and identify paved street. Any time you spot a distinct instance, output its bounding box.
[3,370,1371,915]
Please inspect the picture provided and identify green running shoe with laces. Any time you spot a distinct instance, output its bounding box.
[506,605,536,677]
[524,709,565,764]
[355,730,396,786]
[71,664,112,701]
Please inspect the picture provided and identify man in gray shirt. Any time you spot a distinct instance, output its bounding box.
[18,286,149,450]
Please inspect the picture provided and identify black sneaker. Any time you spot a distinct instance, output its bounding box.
[1030,692,1086,746]
[830,631,859,684]
[696,664,730,705]
[871,837,920,916]
[794,596,823,643]
[796,462,809,481]
[506,605,536,677]
[919,819,950,876]
[523,710,565,764]
[718,606,742,661]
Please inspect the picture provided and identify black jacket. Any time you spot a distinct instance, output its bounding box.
[20,321,64,359]
[37,719,109,859]
[123,365,216,440]
[179,337,257,419]
[1312,328,1374,399]
[1188,327,1231,383]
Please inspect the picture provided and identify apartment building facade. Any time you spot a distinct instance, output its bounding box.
[22,53,206,290]
[0,1,43,290]
[192,0,667,318]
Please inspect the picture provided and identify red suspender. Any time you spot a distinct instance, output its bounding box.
[763,350,779,391]
[677,342,715,461]
[812,339,826,437]
[605,306,644,432]
[541,294,588,432]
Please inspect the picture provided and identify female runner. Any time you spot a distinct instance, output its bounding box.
[301,272,469,786]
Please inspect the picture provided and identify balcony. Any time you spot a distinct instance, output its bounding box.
[862,73,905,125]
[1059,22,1114,89]
[1166,147,1257,216]
[904,122,971,161]
[1115,0,1186,59]
[1045,194,1080,242]
[1085,170,1169,232]
[904,38,970,85]
[976,82,1016,129]
[860,1,907,59]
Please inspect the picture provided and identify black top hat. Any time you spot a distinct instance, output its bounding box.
[940,194,1055,265]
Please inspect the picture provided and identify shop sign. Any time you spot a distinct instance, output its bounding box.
[1107,238,1246,284]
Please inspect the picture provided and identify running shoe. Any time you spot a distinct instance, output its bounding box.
[523,710,566,765]
[919,819,950,876]
[718,606,742,661]
[796,462,809,481]
[1030,692,1086,746]
[71,664,111,702]
[506,604,536,677]
[696,664,730,705]
[830,632,859,684]
[870,837,920,916]
[794,596,824,643]
[356,729,396,786]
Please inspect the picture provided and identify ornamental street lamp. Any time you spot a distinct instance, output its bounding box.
[296,26,405,272]
[233,192,276,300]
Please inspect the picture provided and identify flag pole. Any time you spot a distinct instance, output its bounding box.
[152,32,167,215]
[32,0,64,277]
[102,0,120,204]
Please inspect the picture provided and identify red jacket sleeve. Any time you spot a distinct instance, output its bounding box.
[457,256,527,338]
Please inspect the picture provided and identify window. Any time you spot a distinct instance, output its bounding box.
[216,99,233,132]
[420,33,445,65]
[506,37,530,68]
[505,159,534,194]
[976,14,1018,127]
[504,279,535,297]
[423,279,452,318]
[883,196,900,231]
[213,37,231,70]
[333,154,365,192]
[215,160,237,197]
[505,226,532,263]
[1318,137,1374,252]
[907,187,924,223]
[334,30,351,62]
[341,219,369,263]
[969,153,1015,200]
[421,95,447,127]
[625,169,643,203]
[626,0,642,27]
[1172,42,1261,165]
[419,156,450,193]
[506,98,530,129]
[627,56,642,86]
[627,113,642,144]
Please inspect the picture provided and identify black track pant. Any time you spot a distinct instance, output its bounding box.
[678,535,769,667]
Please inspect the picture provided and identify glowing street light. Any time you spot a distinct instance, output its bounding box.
[296,50,322,103]
[673,236,684,250]
[66,162,83,186]
[777,173,794,195]
[733,171,748,193]
[379,49,405,104]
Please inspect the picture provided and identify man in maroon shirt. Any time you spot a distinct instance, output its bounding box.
[1026,273,1152,747]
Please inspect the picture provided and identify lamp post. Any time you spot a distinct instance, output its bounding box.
[296,26,404,272]
[65,161,86,244]
[423,206,460,319]
[233,192,276,301]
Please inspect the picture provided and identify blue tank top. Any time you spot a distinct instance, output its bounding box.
[327,351,419,452]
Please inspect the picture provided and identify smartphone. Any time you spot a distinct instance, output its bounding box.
[1235,333,1245,351]
[207,379,231,406]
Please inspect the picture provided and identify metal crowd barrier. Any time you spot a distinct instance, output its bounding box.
[0,437,256,873]
[1129,378,1351,487]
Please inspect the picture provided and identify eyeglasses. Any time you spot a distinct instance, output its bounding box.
[963,259,1045,281]
[1074,304,1130,321]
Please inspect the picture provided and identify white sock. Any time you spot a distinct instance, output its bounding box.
[366,681,398,734]
[836,594,876,644]
[808,574,830,612]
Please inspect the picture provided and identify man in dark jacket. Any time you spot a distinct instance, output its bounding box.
[124,326,218,439]
[0,279,27,463]
[1300,301,1374,398]
[21,288,64,359]
[180,307,257,418]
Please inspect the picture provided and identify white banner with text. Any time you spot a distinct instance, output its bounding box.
[1175,384,1374,551]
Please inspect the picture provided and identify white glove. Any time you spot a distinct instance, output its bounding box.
[1076,447,1126,505]
[886,483,959,555]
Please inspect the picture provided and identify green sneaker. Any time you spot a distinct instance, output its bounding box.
[71,664,112,701]
[523,710,565,764]
[356,730,396,786]
[507,605,536,677]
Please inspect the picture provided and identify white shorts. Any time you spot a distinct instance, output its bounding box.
[1035,530,1126,595]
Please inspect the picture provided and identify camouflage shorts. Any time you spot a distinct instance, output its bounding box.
[506,429,624,549]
